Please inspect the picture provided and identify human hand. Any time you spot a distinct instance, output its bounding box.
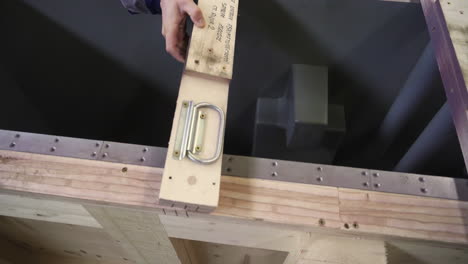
[160,0,205,62]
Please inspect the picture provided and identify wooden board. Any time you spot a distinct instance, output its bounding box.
[0,216,130,263]
[86,206,180,264]
[1,150,468,247]
[185,0,239,79]
[421,0,468,166]
[159,72,229,212]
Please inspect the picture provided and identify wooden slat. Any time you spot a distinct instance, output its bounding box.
[86,206,180,264]
[0,193,101,228]
[160,72,229,212]
[1,150,468,248]
[185,0,239,79]
[421,0,468,166]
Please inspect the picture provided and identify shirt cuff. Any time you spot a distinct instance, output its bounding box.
[145,0,162,14]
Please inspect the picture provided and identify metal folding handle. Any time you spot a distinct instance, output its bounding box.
[173,101,225,165]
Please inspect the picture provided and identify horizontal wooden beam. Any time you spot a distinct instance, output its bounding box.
[0,150,467,247]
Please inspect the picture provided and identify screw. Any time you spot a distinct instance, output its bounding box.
[373,172,379,177]
[362,171,368,176]
[95,142,100,147]
[55,138,59,143]
[317,167,323,171]
[318,218,325,226]
[143,147,148,153]
[374,183,381,188]
[272,161,278,167]
[353,222,359,229]
[15,134,20,138]
[105,144,110,149]
[316,177,323,182]
[50,147,56,152]
[344,223,350,229]
[226,167,232,172]
[183,102,188,107]
[200,114,206,119]
[271,172,278,177]
[195,146,201,151]
[227,157,233,162]
[363,182,369,187]
[102,153,108,158]
[169,176,173,179]
[420,188,427,193]
[174,151,180,156]
[91,152,97,157]
[194,60,200,64]
[10,142,16,148]
[140,157,146,162]
[212,182,216,186]
[122,167,128,173]
[419,177,425,182]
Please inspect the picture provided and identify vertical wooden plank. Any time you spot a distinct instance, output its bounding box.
[185,0,239,79]
[85,206,180,264]
[160,0,240,212]
[159,73,229,212]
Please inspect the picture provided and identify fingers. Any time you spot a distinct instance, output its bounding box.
[165,24,186,62]
[180,0,205,28]
[160,0,204,62]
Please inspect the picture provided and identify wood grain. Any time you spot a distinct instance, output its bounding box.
[86,206,180,264]
[185,0,239,79]
[1,150,468,247]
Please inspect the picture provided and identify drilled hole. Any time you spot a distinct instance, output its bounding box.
[271,172,278,177]
[226,167,232,172]
[195,60,200,64]
[122,167,128,173]
[212,182,216,186]
[344,223,350,229]
[318,218,325,226]
[169,176,173,180]
[353,222,359,229]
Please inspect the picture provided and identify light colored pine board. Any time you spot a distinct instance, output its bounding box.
[0,216,129,263]
[185,0,239,79]
[1,150,468,248]
[0,193,101,228]
[86,206,180,264]
[296,237,387,264]
[160,72,229,212]
[338,187,468,244]
[175,239,288,264]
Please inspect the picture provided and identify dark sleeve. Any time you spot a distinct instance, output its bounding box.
[120,0,162,14]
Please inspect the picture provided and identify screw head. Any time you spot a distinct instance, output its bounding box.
[271,172,278,177]
[317,167,323,171]
[272,161,278,167]
[363,182,369,187]
[91,152,97,157]
[15,134,20,138]
[95,142,100,147]
[102,153,108,158]
[419,177,425,182]
[373,172,379,177]
[9,142,16,148]
[50,147,56,152]
[200,114,206,119]
[54,138,59,143]
[361,171,368,176]
[143,147,148,153]
[316,177,323,182]
[140,157,146,162]
[174,151,180,156]
[105,144,110,149]
[195,146,201,151]
[420,188,427,193]
[374,183,381,188]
